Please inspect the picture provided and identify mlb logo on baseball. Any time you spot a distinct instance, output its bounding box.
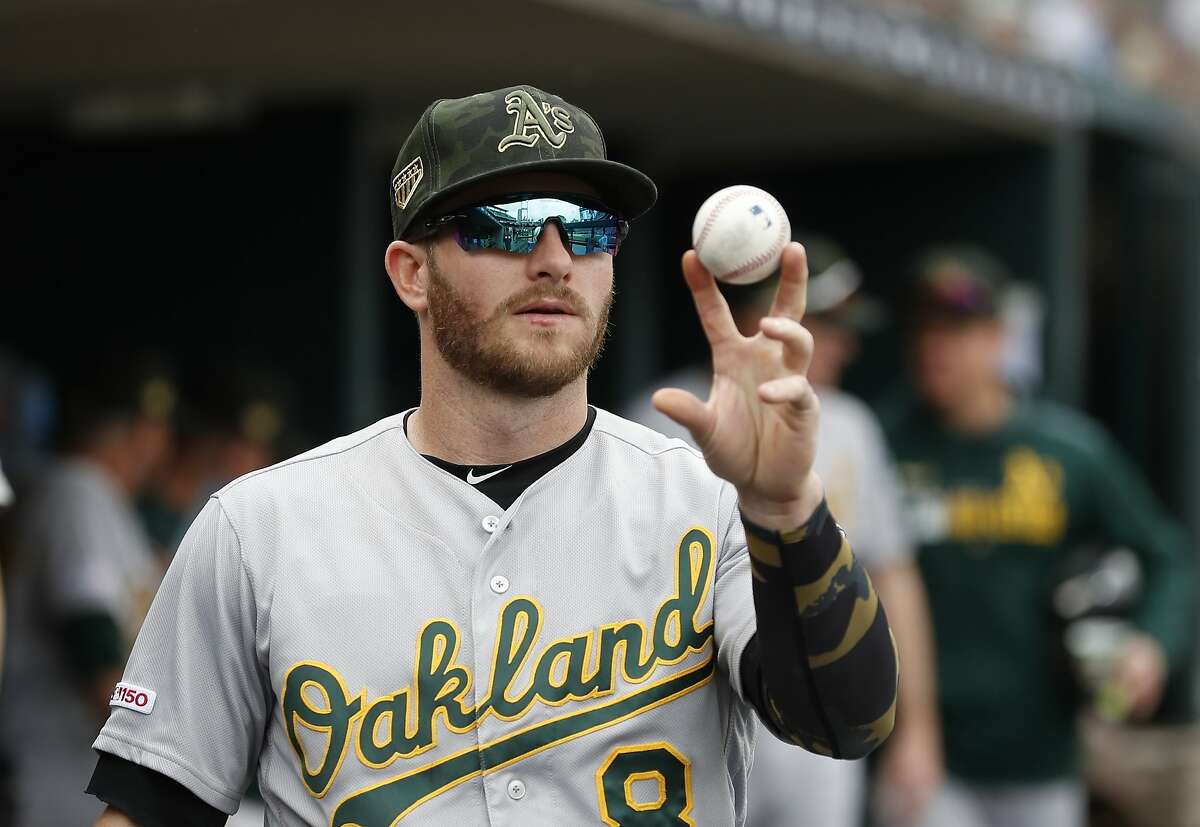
[110,682,156,715]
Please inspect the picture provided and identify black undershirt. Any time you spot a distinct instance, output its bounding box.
[87,754,225,827]
[87,407,599,824]
[409,405,597,509]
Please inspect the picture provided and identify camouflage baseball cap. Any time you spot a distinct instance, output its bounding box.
[389,85,657,240]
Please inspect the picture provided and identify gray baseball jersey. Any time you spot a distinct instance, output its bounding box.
[94,408,760,825]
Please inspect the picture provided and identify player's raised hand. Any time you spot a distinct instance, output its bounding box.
[653,242,824,529]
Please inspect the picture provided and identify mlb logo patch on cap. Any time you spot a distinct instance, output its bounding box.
[393,157,424,210]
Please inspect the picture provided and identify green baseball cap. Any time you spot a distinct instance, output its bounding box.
[389,85,658,240]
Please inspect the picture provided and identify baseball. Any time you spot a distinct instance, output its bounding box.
[691,185,791,285]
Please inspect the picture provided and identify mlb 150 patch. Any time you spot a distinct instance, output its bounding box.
[110,682,157,715]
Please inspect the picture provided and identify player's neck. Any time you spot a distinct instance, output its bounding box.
[410,360,590,465]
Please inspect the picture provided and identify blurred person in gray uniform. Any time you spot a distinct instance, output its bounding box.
[0,359,175,827]
[624,239,943,826]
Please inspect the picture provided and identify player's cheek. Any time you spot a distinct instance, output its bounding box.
[587,264,615,315]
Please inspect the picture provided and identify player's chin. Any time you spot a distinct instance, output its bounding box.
[515,333,593,365]
[505,315,589,345]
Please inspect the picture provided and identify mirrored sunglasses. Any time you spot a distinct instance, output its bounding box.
[419,194,629,256]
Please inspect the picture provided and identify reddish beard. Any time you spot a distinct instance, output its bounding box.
[425,252,613,398]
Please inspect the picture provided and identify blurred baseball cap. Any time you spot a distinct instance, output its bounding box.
[389,85,658,240]
[802,236,886,332]
[912,245,1008,323]
[731,234,885,332]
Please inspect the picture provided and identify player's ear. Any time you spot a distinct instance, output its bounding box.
[384,239,429,313]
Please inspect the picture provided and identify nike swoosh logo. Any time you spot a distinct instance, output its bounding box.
[466,466,513,485]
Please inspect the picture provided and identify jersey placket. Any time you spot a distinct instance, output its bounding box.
[467,494,546,826]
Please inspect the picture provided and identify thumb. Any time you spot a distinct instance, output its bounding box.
[652,388,713,446]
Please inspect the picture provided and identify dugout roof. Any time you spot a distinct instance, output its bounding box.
[0,0,1085,160]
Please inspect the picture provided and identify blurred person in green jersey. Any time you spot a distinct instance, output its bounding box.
[881,246,1194,827]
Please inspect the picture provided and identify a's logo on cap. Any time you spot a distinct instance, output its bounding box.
[498,90,575,153]
[393,156,425,209]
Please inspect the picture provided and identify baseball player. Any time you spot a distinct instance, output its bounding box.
[87,85,898,826]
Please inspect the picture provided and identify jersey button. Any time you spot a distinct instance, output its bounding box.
[490,575,510,595]
[507,778,526,800]
[481,515,501,533]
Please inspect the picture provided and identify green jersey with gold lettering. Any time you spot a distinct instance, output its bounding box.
[93,409,760,825]
[884,399,1192,783]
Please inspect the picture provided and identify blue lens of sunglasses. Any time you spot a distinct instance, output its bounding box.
[427,195,627,256]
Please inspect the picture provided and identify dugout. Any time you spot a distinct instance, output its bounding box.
[1,0,1197,548]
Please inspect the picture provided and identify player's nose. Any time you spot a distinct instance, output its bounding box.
[526,220,572,282]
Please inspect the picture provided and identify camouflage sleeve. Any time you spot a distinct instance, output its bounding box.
[740,501,898,759]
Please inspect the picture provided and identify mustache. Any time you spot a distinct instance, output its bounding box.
[495,283,591,321]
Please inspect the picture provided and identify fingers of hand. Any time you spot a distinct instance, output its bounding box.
[681,250,739,346]
[652,387,714,445]
[758,374,817,410]
[759,316,813,373]
[769,242,809,321]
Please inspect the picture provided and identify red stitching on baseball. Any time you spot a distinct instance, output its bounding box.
[724,196,788,280]
[694,187,750,254]
[727,248,777,280]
